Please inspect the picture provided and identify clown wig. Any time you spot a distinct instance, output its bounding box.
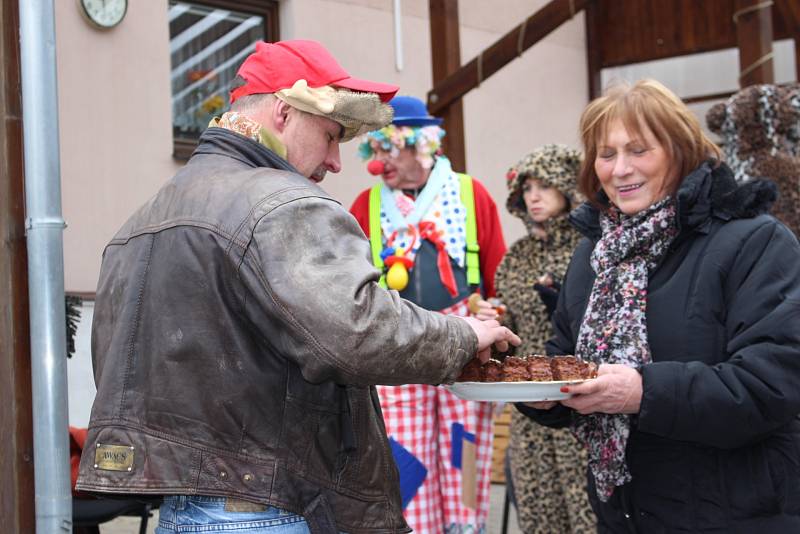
[357,125,446,169]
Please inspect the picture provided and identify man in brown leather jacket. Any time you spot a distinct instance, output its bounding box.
[76,40,519,534]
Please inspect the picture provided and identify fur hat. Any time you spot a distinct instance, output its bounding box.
[275,80,394,141]
[505,144,584,222]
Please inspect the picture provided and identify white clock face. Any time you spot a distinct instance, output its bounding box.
[80,0,128,29]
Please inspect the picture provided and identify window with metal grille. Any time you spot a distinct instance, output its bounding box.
[168,0,278,159]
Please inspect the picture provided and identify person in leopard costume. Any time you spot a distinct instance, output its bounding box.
[495,144,597,533]
[706,83,800,237]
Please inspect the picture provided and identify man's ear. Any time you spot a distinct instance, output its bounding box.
[272,99,292,134]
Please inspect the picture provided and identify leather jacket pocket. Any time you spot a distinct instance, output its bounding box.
[283,364,350,482]
[286,364,344,413]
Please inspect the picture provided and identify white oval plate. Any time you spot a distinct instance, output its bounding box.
[446,380,588,402]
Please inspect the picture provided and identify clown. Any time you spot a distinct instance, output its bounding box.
[350,96,507,534]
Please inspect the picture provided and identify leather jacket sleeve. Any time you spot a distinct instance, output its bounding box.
[243,195,478,387]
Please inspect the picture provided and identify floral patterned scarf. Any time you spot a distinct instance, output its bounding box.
[573,196,678,501]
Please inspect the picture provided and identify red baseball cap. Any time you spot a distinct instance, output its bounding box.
[230,40,398,104]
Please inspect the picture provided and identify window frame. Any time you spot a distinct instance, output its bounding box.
[170,0,279,160]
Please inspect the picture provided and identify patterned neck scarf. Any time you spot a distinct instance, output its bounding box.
[210,112,287,159]
[573,196,678,501]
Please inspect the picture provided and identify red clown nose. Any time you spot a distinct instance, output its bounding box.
[367,160,385,176]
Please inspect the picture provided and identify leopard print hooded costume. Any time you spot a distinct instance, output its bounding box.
[706,83,800,237]
[494,145,596,533]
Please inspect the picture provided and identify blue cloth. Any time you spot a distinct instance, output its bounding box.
[450,422,475,469]
[156,496,313,533]
[389,437,428,509]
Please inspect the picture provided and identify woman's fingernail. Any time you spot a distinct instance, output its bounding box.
[560,386,570,393]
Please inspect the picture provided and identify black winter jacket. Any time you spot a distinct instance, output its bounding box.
[519,162,800,533]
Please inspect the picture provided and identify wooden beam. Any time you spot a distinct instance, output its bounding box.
[682,89,737,105]
[735,0,774,87]
[796,37,800,82]
[591,0,795,70]
[429,0,466,172]
[683,82,797,105]
[585,0,601,100]
[0,0,35,531]
[427,0,588,116]
[773,0,800,81]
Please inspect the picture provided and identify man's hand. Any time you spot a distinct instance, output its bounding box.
[559,363,642,415]
[460,316,521,363]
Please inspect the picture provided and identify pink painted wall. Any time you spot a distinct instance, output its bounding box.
[57,1,181,292]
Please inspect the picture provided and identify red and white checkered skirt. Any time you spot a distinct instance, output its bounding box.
[377,297,494,534]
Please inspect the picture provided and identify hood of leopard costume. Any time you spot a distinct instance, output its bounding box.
[504,144,584,233]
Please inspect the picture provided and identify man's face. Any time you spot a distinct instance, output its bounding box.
[282,109,343,183]
[373,146,427,190]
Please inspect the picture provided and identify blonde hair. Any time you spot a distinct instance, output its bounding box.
[578,79,721,203]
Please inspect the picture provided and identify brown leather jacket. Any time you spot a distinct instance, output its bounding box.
[76,128,478,533]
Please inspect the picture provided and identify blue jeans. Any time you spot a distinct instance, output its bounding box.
[156,495,311,533]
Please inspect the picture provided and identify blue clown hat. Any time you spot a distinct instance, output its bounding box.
[390,96,443,127]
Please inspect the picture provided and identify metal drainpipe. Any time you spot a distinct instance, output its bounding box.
[18,0,72,532]
[393,0,404,72]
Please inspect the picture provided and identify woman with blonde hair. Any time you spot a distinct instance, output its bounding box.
[520,79,800,532]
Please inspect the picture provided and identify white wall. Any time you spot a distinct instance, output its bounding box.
[56,1,181,293]
[460,12,587,243]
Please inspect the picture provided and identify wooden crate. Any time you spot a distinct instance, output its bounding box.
[490,404,513,484]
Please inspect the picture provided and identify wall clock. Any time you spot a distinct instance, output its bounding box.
[79,0,128,30]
